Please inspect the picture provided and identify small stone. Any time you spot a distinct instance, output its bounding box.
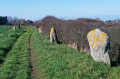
[20,25,22,29]
[50,28,57,43]
[18,25,20,29]
[38,26,42,33]
[13,26,16,30]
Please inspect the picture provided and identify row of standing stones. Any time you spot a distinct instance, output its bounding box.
[38,27,57,43]
[13,25,22,30]
[38,27,111,65]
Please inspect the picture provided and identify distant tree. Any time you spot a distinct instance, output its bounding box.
[0,16,3,25]
[7,17,20,25]
[0,16,33,25]
[118,19,120,22]
[26,20,33,25]
[20,19,26,25]
[0,16,8,25]
[7,16,12,24]
[95,17,100,21]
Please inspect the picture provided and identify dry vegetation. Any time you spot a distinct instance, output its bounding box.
[34,16,120,66]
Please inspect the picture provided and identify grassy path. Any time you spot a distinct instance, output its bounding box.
[0,29,26,64]
[32,28,120,79]
[0,28,32,79]
[30,32,41,79]
[0,27,120,78]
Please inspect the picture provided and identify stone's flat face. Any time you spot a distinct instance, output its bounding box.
[50,28,57,43]
[50,28,54,36]
[20,25,22,28]
[18,25,20,29]
[88,29,107,49]
[87,29,111,65]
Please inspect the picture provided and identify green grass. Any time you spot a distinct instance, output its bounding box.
[32,28,120,79]
[0,27,32,79]
[0,29,26,63]
[0,26,12,34]
[0,27,119,79]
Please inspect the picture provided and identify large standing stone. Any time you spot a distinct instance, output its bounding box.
[87,29,111,65]
[50,28,57,43]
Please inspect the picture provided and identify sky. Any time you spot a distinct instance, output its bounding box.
[0,0,120,21]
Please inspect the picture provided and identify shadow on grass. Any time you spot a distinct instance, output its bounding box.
[57,41,62,44]
[111,55,120,67]
[0,47,12,64]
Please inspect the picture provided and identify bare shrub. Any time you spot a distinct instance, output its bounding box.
[34,16,120,65]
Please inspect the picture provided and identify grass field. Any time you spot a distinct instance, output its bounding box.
[0,26,120,79]
[0,26,32,79]
[0,26,12,34]
[0,29,26,63]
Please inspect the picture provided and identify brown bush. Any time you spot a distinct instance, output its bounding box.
[34,16,120,66]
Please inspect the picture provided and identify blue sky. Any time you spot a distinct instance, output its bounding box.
[0,0,120,21]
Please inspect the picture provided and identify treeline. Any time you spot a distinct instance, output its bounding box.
[0,16,33,25]
[34,16,120,66]
[0,16,8,25]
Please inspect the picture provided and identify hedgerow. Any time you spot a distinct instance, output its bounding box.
[36,16,120,65]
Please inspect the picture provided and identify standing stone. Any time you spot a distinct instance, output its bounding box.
[50,28,57,43]
[20,25,22,29]
[13,26,16,30]
[18,24,20,29]
[38,26,42,33]
[68,42,78,50]
[87,29,111,65]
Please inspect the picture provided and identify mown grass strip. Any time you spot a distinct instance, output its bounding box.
[32,29,120,79]
[0,28,32,79]
[0,29,26,63]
